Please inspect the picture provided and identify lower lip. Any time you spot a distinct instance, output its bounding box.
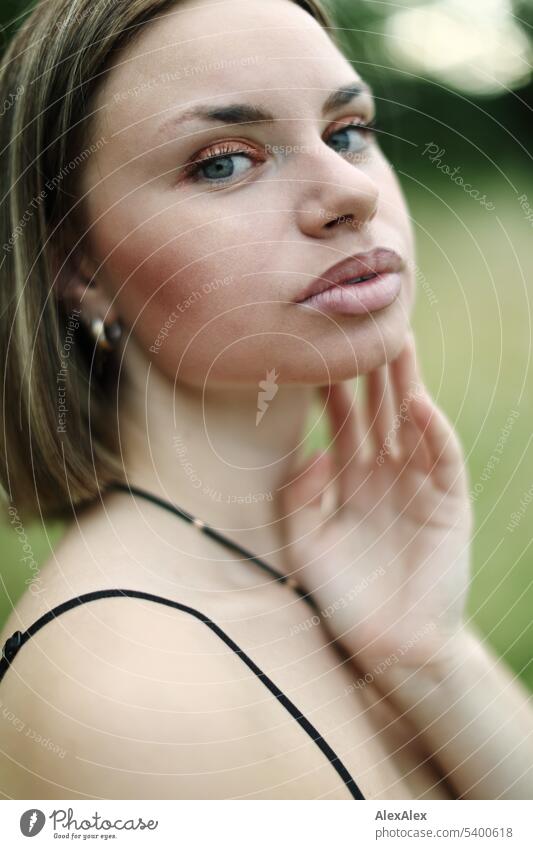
[296,271,402,316]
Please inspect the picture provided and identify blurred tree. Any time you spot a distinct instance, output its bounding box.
[0,0,35,51]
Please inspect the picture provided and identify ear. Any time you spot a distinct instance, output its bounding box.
[52,243,120,327]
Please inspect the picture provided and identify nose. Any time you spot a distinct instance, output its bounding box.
[295,145,379,239]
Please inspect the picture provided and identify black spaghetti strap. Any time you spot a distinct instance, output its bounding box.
[110,482,319,613]
[0,588,365,800]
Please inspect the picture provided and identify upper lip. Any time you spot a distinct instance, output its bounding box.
[294,247,405,303]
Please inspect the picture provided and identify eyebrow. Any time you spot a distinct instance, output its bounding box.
[156,80,372,140]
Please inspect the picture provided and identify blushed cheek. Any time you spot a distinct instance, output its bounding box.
[98,193,269,295]
[375,162,416,308]
[100,231,274,378]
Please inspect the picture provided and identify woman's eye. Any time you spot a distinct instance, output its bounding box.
[326,122,375,156]
[183,122,376,189]
[188,151,255,184]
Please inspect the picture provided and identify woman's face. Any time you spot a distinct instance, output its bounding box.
[81,0,416,386]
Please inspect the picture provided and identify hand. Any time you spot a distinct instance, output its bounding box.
[279,331,473,670]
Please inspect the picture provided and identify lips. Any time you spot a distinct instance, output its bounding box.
[294,247,405,304]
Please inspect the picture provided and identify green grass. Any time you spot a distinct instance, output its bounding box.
[409,170,533,690]
[1,172,532,689]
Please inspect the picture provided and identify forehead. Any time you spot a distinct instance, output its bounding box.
[94,0,360,131]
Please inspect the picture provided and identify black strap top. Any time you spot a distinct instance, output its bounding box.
[0,588,365,799]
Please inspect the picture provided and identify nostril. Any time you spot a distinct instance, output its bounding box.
[325,214,354,229]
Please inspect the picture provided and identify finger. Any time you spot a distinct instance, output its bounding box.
[319,382,361,506]
[365,364,397,458]
[279,449,333,514]
[388,332,431,467]
[409,389,466,493]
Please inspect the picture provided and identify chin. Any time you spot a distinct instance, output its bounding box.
[307,305,412,384]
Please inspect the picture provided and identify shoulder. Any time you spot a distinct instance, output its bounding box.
[0,592,282,799]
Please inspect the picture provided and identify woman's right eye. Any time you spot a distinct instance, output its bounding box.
[183,143,264,187]
[194,153,253,182]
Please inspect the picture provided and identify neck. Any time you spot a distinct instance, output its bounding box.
[118,341,316,573]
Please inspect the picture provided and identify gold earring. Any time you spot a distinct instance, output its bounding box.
[90,318,122,351]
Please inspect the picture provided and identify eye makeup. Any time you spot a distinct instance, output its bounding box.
[178,114,379,187]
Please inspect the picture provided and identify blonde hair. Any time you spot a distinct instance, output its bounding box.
[0,0,335,521]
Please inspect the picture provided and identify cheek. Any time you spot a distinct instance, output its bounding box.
[91,201,291,383]
[373,159,416,308]
[374,158,412,239]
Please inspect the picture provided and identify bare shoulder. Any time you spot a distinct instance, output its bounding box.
[0,592,306,799]
[0,488,202,640]
[0,496,363,800]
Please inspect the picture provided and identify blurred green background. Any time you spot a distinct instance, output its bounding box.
[1,0,532,688]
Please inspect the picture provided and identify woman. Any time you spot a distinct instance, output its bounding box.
[0,0,531,800]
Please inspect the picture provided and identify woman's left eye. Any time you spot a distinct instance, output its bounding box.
[326,121,376,156]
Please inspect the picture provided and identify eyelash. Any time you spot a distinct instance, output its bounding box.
[182,142,265,182]
[181,118,379,185]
